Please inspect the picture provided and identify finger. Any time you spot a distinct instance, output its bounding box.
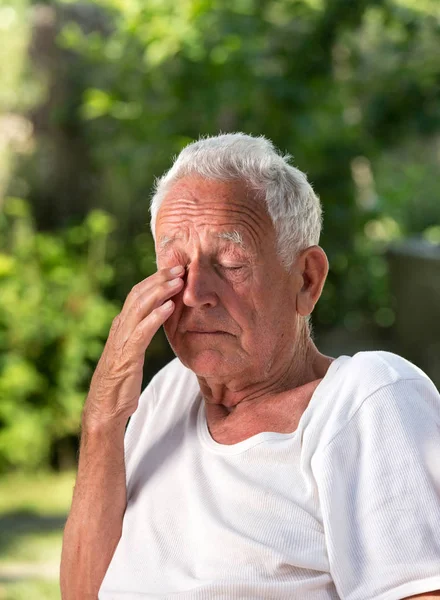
[115,275,183,347]
[121,265,185,316]
[124,299,175,355]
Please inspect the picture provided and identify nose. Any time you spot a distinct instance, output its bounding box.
[181,261,219,309]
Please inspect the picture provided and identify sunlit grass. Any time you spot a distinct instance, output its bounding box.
[0,470,76,516]
[0,470,77,600]
[0,530,63,564]
[0,579,60,600]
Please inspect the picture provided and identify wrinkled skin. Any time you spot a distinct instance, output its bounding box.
[155,175,332,435]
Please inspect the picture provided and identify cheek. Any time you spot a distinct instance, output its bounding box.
[245,282,290,332]
[226,292,257,336]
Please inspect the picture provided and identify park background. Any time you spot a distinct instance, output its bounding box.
[1,0,440,597]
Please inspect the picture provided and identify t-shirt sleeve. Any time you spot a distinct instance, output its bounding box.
[314,376,440,600]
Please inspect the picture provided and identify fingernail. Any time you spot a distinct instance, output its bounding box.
[168,278,182,287]
[161,299,174,311]
[170,266,184,275]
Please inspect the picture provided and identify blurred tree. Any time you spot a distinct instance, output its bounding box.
[53,0,440,330]
[0,197,118,472]
[2,0,440,473]
[0,0,37,203]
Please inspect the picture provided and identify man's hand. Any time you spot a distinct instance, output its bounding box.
[82,264,185,429]
[60,265,184,600]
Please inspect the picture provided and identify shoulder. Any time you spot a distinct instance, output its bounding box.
[311,350,439,451]
[314,353,440,600]
[329,349,435,407]
[335,349,430,388]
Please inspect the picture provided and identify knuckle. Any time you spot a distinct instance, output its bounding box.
[110,313,121,330]
[161,279,173,294]
[132,298,144,316]
[130,326,145,343]
[148,286,162,307]
[130,283,141,299]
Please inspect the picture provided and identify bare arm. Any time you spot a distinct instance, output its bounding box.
[60,264,185,600]
[60,418,127,600]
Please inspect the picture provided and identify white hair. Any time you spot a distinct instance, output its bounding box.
[149,132,323,271]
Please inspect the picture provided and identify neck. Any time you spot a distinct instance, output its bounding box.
[197,334,333,420]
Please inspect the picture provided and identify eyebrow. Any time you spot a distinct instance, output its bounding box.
[158,230,247,251]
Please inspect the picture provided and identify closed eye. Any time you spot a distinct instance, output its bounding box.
[218,265,244,270]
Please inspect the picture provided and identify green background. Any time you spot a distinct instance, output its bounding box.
[1,0,440,596]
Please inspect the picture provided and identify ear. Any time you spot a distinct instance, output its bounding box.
[295,246,329,317]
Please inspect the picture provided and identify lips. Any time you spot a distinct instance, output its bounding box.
[188,330,224,334]
[180,323,232,335]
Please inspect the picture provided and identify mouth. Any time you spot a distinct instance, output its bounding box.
[187,330,226,335]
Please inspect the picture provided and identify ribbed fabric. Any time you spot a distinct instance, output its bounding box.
[99,351,440,599]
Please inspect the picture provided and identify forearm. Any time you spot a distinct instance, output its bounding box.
[60,419,127,600]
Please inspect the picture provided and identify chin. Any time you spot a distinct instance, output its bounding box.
[167,332,233,371]
[180,349,225,374]
[175,347,238,378]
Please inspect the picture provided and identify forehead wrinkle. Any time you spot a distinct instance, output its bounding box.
[158,213,265,251]
[157,226,260,257]
[158,197,270,237]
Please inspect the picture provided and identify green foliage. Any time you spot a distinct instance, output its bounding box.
[2,0,440,474]
[0,198,119,472]
[54,0,440,330]
[0,0,39,201]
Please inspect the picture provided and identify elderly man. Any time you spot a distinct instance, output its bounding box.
[60,133,440,599]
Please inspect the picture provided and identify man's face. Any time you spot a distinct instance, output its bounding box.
[155,175,301,383]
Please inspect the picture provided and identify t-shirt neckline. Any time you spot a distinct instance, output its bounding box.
[197,355,350,455]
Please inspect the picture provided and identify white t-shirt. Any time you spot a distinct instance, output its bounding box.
[98,351,440,599]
